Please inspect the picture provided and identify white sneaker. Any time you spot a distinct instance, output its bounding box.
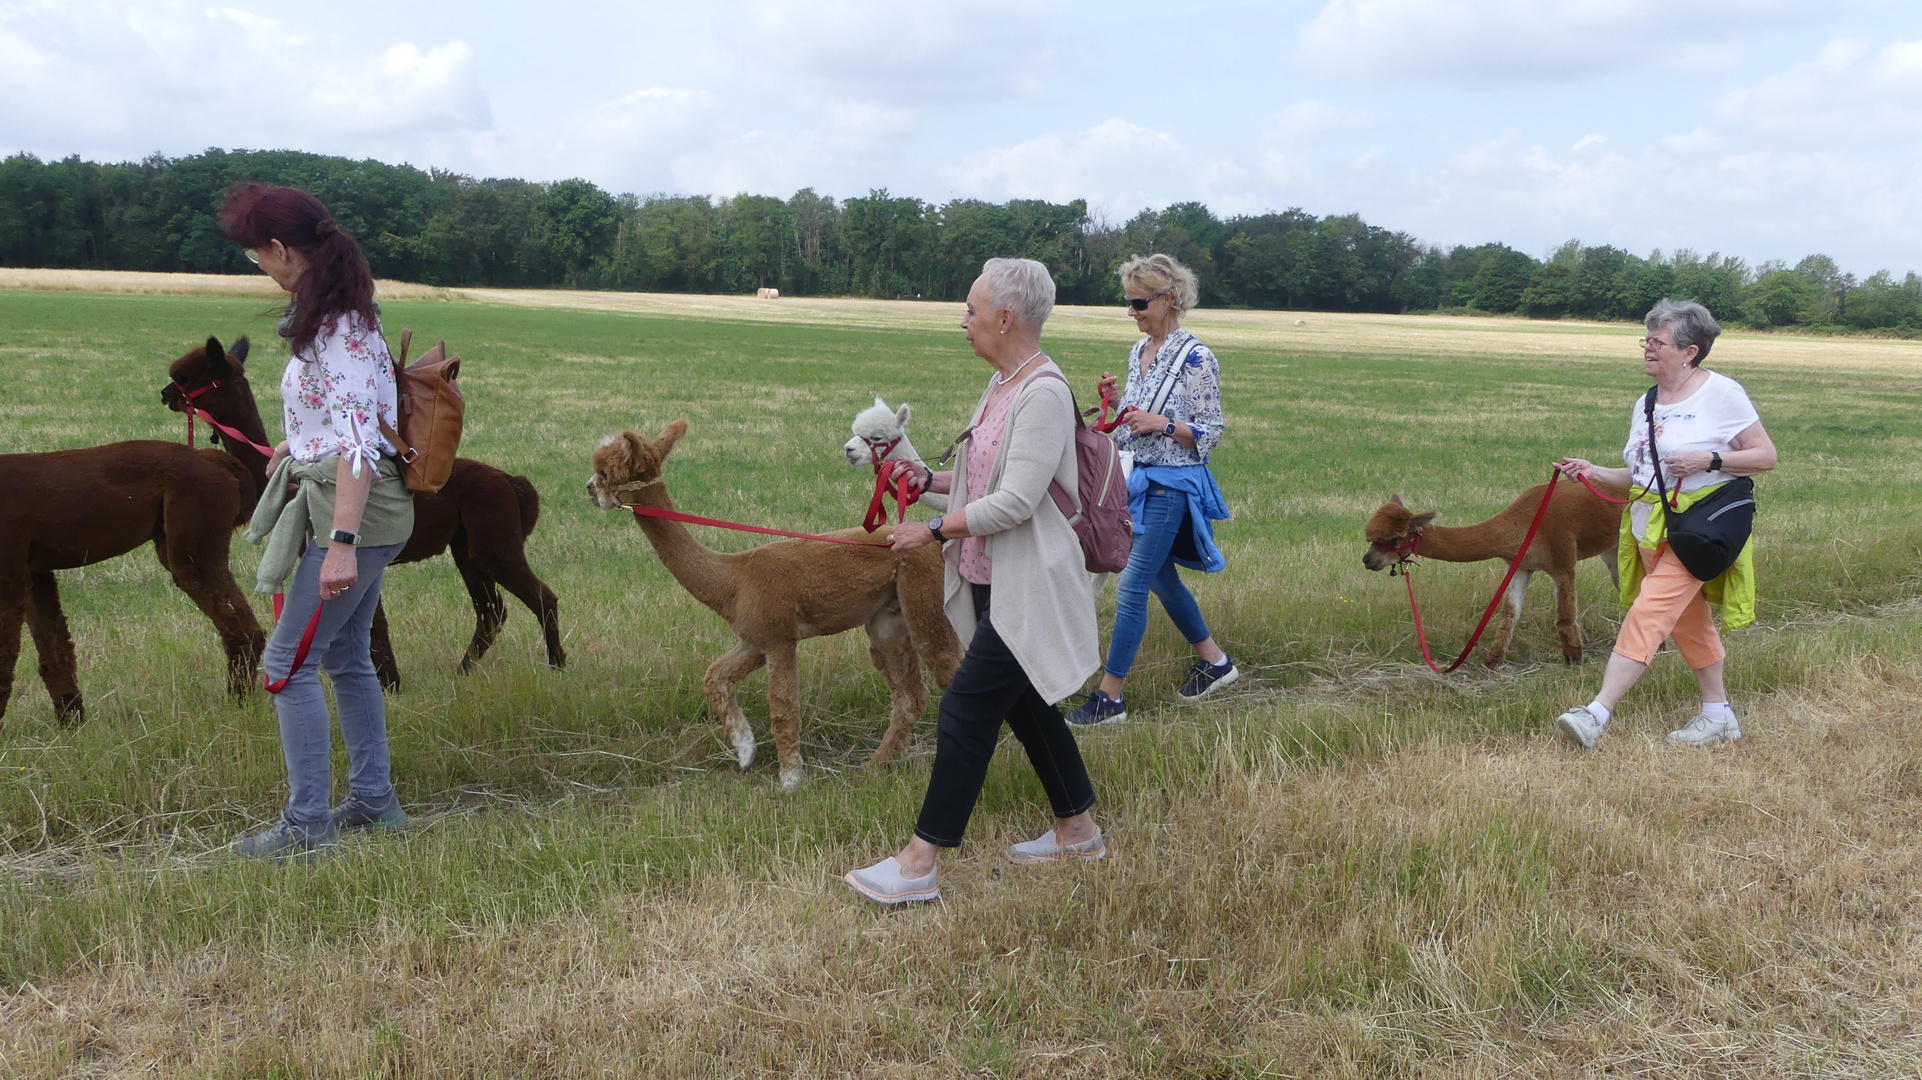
[844,856,939,905]
[1668,713,1742,746]
[1005,827,1106,865]
[1555,705,1605,750]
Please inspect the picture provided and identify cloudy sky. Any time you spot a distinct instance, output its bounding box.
[3,0,1919,272]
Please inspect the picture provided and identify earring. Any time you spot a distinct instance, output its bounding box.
[999,329,1006,335]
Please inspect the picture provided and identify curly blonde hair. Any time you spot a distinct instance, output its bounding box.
[1117,253,1199,316]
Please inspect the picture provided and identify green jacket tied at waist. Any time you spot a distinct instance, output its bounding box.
[1617,480,1755,630]
[245,454,415,594]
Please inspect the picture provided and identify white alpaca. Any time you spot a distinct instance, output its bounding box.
[844,397,947,513]
[842,397,1117,593]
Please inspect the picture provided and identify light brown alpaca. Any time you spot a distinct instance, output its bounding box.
[1361,479,1626,665]
[587,420,962,790]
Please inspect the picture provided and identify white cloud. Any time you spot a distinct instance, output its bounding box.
[1297,0,1845,86]
[0,1,490,158]
[730,0,1058,103]
[942,119,1217,215]
[1718,37,1922,142]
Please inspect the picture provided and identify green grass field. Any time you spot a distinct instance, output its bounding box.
[4,287,1922,1077]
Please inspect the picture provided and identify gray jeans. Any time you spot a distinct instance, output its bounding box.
[262,539,405,825]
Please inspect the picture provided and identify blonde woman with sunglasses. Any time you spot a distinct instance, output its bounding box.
[1068,253,1234,725]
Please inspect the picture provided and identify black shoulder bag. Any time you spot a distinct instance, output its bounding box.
[1643,385,1756,582]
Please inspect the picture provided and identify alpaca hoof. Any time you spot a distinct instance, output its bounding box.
[733,732,757,771]
[53,696,85,726]
[778,764,803,791]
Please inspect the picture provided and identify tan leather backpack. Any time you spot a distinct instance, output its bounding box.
[378,328,464,493]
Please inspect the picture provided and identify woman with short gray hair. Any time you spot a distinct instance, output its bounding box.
[844,258,1105,904]
[1552,298,1778,750]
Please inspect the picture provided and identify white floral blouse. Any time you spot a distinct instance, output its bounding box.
[1110,327,1225,466]
[280,311,400,475]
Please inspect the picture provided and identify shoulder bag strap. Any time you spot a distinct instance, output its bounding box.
[1643,385,1675,512]
[1145,337,1198,421]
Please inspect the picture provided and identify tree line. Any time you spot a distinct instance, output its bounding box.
[3,149,1915,331]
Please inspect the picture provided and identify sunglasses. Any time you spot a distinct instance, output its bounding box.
[244,249,260,265]
[1125,292,1167,312]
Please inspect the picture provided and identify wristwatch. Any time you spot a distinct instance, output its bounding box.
[330,528,359,546]
[1164,420,1178,437]
[1708,452,1723,473]
[927,516,947,543]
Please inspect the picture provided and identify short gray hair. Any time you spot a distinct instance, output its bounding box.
[1645,298,1721,366]
[979,257,1056,331]
[1118,253,1200,316]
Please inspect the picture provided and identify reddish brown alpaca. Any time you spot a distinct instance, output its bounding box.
[0,427,265,724]
[1361,479,1626,665]
[163,336,564,690]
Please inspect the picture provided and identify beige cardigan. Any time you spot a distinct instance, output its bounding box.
[942,361,1099,704]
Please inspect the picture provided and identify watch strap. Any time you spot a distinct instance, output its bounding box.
[1709,452,1723,473]
[330,528,359,546]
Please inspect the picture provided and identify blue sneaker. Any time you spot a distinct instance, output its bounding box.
[230,815,338,862]
[332,790,408,833]
[1176,657,1240,702]
[1065,689,1127,727]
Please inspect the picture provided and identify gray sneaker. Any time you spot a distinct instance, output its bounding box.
[1555,705,1605,750]
[332,790,408,833]
[1006,827,1107,865]
[1668,712,1742,746]
[230,816,338,862]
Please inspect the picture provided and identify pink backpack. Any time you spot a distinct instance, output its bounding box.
[1032,371,1134,573]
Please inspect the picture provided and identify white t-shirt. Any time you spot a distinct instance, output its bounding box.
[1622,369,1760,541]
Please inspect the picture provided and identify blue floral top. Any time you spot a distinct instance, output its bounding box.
[1110,328,1224,466]
[279,311,400,476]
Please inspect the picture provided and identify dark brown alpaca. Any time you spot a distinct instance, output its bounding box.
[0,429,265,724]
[163,336,564,691]
[1361,480,1625,665]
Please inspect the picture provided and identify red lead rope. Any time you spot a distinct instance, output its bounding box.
[1400,467,1565,674]
[174,381,277,457]
[264,593,325,693]
[632,505,893,547]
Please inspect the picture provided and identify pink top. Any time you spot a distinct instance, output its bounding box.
[958,386,1017,585]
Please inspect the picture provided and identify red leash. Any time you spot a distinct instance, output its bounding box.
[174,381,277,457]
[264,592,325,693]
[631,505,892,547]
[1397,467,1565,674]
[1089,386,1135,434]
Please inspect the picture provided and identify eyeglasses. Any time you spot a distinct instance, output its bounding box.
[1126,292,1167,312]
[244,249,261,265]
[1639,336,1676,350]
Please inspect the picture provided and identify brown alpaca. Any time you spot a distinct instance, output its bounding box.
[162,336,564,691]
[1361,479,1625,665]
[586,420,962,790]
[0,434,265,724]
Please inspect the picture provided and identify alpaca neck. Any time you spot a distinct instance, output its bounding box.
[1417,523,1512,563]
[205,384,274,512]
[889,434,923,470]
[630,481,740,613]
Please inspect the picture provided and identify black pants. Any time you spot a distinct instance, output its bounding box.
[913,583,1098,847]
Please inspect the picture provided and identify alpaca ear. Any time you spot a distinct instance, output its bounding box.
[204,337,230,379]
[654,418,689,459]
[230,336,250,366]
[872,396,888,411]
[1410,511,1438,531]
[618,431,647,468]
[1388,493,1404,507]
[895,403,911,428]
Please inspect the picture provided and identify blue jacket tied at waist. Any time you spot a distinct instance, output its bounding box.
[1127,463,1229,573]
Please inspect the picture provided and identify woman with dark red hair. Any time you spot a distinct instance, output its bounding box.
[223,183,415,861]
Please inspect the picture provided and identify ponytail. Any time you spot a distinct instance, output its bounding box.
[220,183,378,357]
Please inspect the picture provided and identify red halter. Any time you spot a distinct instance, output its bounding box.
[173,380,277,457]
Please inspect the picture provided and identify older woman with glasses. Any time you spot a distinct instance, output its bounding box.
[1552,298,1777,750]
[1067,253,1233,726]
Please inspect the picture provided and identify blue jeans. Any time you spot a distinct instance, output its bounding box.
[262,540,405,825]
[1106,486,1213,679]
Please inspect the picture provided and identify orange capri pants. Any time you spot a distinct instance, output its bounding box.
[1613,542,1728,669]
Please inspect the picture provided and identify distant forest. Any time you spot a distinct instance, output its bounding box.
[3,148,1917,332]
